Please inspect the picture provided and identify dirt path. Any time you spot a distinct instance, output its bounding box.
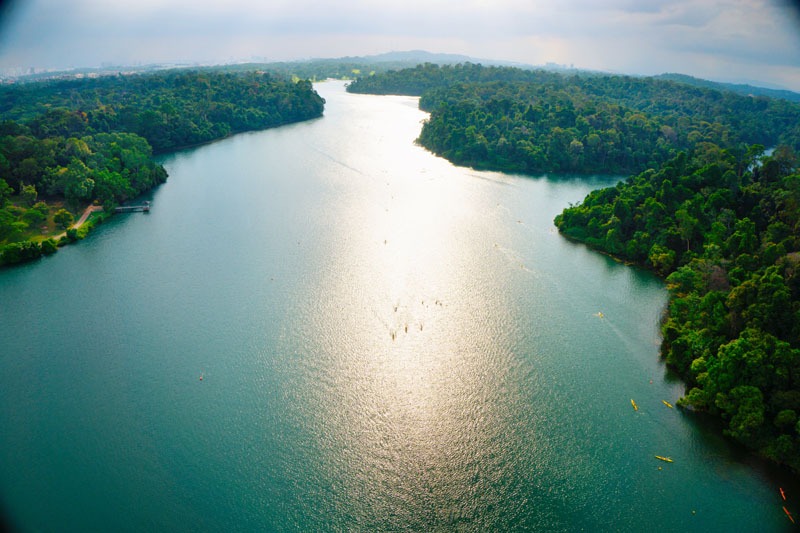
[53,205,104,240]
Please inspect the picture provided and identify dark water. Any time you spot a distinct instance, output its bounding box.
[0,81,795,531]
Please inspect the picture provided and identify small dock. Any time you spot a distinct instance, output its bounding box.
[115,201,150,213]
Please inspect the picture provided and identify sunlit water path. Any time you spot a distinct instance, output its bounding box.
[0,81,795,531]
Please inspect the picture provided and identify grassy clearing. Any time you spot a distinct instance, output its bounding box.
[0,196,88,246]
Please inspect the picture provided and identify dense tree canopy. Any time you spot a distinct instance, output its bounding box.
[0,70,325,152]
[347,62,554,96]
[0,69,325,265]
[348,63,800,175]
[555,148,800,469]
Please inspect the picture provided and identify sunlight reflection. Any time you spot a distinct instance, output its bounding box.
[296,87,529,523]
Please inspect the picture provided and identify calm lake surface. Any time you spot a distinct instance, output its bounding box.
[0,81,796,531]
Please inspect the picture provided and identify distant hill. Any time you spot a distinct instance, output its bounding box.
[6,52,798,103]
[655,73,800,102]
[321,50,526,68]
[207,51,531,81]
[2,51,530,85]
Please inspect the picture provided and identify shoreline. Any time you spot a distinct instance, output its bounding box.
[0,111,327,269]
[151,114,325,156]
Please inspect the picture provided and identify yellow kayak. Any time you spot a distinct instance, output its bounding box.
[631,399,638,411]
[655,455,673,463]
[662,400,674,408]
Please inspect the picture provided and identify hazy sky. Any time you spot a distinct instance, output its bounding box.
[1,0,799,90]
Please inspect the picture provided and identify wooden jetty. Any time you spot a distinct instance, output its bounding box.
[114,201,150,213]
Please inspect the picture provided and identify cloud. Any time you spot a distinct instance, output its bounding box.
[0,0,798,91]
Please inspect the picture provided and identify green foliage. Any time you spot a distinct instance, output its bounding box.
[556,147,800,470]
[0,208,26,242]
[0,240,41,265]
[20,201,48,226]
[0,69,325,254]
[0,71,324,153]
[53,208,73,229]
[0,129,167,245]
[347,62,541,96]
[40,238,57,255]
[20,184,37,206]
[655,73,800,103]
[0,179,11,204]
[348,64,800,176]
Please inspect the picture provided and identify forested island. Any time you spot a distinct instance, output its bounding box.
[348,63,800,471]
[0,70,324,265]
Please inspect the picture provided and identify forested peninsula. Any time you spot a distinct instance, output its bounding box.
[0,70,324,266]
[555,148,800,469]
[348,63,800,175]
[349,63,800,471]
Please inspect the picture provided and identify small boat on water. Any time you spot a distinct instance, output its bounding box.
[655,455,673,463]
[781,487,787,501]
[784,506,795,523]
[662,400,674,408]
[631,399,638,411]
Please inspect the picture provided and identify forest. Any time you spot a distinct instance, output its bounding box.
[0,70,324,265]
[348,63,800,175]
[0,70,325,152]
[349,63,800,471]
[555,148,800,470]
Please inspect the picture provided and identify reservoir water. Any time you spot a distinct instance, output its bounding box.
[0,81,795,531]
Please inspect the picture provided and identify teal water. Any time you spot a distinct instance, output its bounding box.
[0,81,795,531]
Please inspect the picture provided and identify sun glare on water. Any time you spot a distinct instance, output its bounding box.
[280,88,532,525]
